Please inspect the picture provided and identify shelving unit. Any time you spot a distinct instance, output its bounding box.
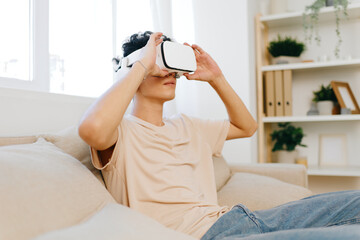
[260,3,360,28]
[255,4,360,177]
[308,167,360,177]
[261,59,360,72]
[263,114,360,123]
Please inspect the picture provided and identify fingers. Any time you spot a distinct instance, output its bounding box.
[191,44,205,54]
[183,73,199,80]
[148,32,163,46]
[184,42,201,58]
[155,38,163,46]
[150,32,163,40]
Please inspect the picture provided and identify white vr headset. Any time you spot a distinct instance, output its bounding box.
[112,41,197,78]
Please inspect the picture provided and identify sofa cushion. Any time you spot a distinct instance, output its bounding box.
[0,135,37,146]
[33,203,196,240]
[213,155,231,192]
[217,172,312,211]
[38,126,104,185]
[0,138,115,240]
[0,127,104,186]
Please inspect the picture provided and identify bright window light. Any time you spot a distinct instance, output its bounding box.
[49,0,113,97]
[116,0,153,57]
[171,0,195,44]
[0,0,31,81]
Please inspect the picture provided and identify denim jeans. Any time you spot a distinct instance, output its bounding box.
[201,190,360,240]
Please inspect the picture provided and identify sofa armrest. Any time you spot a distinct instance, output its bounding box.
[229,163,308,188]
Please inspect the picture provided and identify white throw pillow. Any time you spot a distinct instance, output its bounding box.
[217,172,312,211]
[33,203,196,240]
[0,138,115,240]
[39,126,104,186]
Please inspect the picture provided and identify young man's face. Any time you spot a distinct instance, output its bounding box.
[135,72,177,103]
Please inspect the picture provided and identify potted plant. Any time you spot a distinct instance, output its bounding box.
[312,83,338,115]
[303,0,349,58]
[268,35,306,64]
[270,122,307,163]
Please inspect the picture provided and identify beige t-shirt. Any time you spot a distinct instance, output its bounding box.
[91,113,231,239]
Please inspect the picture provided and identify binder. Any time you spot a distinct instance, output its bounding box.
[264,71,275,117]
[283,70,293,116]
[274,70,284,116]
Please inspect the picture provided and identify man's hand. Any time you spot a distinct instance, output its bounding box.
[183,43,223,84]
[139,32,169,78]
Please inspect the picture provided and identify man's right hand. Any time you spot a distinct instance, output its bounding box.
[139,32,169,78]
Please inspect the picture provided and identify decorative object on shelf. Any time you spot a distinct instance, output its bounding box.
[343,54,352,60]
[312,83,338,115]
[319,134,347,167]
[270,122,307,163]
[317,54,330,62]
[303,0,349,59]
[268,35,306,64]
[332,102,341,114]
[270,0,288,14]
[340,108,351,114]
[326,0,335,6]
[331,81,360,114]
[307,101,320,115]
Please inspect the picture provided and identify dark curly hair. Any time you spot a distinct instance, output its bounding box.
[122,31,172,57]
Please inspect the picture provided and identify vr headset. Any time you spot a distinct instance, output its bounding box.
[112,41,197,78]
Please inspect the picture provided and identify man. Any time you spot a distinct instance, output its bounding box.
[79,31,360,240]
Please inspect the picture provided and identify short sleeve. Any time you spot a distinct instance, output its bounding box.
[90,123,123,170]
[186,115,230,157]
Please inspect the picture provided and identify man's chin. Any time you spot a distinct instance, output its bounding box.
[163,94,176,102]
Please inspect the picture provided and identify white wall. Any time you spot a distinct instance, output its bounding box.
[189,0,258,164]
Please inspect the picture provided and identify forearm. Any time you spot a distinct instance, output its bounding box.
[209,75,257,135]
[79,62,145,149]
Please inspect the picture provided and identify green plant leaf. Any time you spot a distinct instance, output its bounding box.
[268,35,306,57]
[312,83,338,102]
[271,122,307,152]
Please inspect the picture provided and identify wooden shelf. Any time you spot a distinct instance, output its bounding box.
[260,3,360,28]
[254,4,360,173]
[261,59,360,72]
[308,167,360,177]
[263,114,360,123]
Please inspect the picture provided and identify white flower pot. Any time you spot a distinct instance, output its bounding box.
[272,56,301,65]
[317,101,333,115]
[274,150,298,164]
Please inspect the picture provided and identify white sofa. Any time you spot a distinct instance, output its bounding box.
[0,127,312,240]
[0,88,312,239]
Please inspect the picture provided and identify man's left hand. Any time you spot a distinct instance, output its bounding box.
[183,43,223,84]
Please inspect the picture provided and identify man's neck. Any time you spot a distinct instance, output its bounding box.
[131,100,165,127]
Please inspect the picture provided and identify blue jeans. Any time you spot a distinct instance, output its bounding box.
[201,190,360,240]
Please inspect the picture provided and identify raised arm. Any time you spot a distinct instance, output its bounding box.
[78,32,168,151]
[183,44,258,140]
